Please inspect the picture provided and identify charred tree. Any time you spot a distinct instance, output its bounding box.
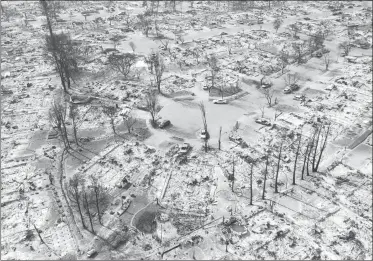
[292,132,302,185]
[229,156,235,192]
[90,175,105,225]
[40,1,78,95]
[262,154,269,200]
[206,54,219,91]
[198,102,209,152]
[103,106,118,135]
[145,91,162,126]
[49,98,71,150]
[69,105,79,146]
[312,126,322,172]
[67,174,86,229]
[107,53,137,79]
[274,140,284,193]
[146,52,165,93]
[82,189,95,234]
[306,141,313,176]
[301,141,309,180]
[123,111,137,134]
[315,123,331,171]
[218,126,222,150]
[249,162,254,205]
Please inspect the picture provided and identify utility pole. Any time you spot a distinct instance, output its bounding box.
[231,156,235,192]
[218,126,222,150]
[160,223,163,244]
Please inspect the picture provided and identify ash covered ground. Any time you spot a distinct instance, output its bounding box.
[1,1,372,260]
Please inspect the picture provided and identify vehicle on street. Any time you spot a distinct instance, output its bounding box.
[229,136,243,143]
[290,83,300,91]
[229,135,248,148]
[213,98,227,104]
[87,249,98,258]
[158,119,171,128]
[293,95,306,101]
[283,87,292,94]
[179,143,191,154]
[200,129,207,139]
[255,118,271,126]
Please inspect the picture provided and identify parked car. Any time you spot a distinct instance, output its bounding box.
[229,136,243,143]
[290,84,300,91]
[255,118,271,126]
[213,98,227,104]
[117,198,132,216]
[293,95,306,101]
[314,50,323,58]
[136,102,148,111]
[283,87,292,94]
[359,42,371,49]
[179,143,191,154]
[203,85,209,90]
[87,249,98,258]
[229,135,248,148]
[158,119,171,128]
[200,129,207,139]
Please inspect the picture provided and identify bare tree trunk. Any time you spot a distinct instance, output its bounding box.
[274,142,283,193]
[262,155,269,200]
[231,156,235,192]
[301,143,309,180]
[83,191,95,233]
[292,133,302,185]
[199,102,209,153]
[315,124,331,171]
[111,118,116,135]
[67,175,87,229]
[61,119,71,149]
[40,0,70,95]
[312,126,322,172]
[249,163,253,205]
[71,117,78,145]
[306,142,313,176]
[94,192,101,225]
[74,190,86,229]
[33,223,45,244]
[218,126,222,150]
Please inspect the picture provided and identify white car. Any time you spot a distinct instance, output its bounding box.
[255,118,271,126]
[179,143,191,154]
[200,129,207,139]
[213,98,227,104]
[283,87,292,94]
[87,249,97,258]
[293,95,306,101]
[158,119,171,128]
[229,136,243,143]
